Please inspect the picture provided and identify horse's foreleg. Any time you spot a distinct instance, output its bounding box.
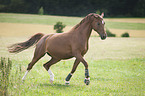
[75,54,90,85]
[43,58,60,84]
[84,69,90,85]
[65,59,80,85]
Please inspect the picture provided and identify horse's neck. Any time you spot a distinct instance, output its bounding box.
[71,22,92,41]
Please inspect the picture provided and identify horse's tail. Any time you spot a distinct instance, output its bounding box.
[8,33,44,53]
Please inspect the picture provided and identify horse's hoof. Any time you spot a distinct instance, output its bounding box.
[65,81,70,85]
[50,80,53,84]
[22,80,25,83]
[49,75,54,84]
[84,78,90,85]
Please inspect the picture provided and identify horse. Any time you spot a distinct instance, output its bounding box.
[8,13,107,85]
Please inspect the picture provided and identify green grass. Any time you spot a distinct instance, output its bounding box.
[0,13,145,30]
[106,21,145,30]
[0,13,82,26]
[1,37,145,60]
[0,37,145,96]
[7,58,145,96]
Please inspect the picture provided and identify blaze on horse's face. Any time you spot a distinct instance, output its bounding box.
[91,13,107,40]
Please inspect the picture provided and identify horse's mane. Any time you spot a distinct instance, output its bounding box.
[72,13,102,30]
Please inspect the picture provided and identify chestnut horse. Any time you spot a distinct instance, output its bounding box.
[8,13,107,85]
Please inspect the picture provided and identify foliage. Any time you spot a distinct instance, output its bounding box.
[106,28,116,37]
[0,57,12,96]
[96,10,101,15]
[54,22,66,33]
[0,0,145,17]
[38,7,44,15]
[121,32,130,37]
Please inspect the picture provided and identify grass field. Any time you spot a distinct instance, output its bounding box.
[0,13,145,96]
[0,13,145,37]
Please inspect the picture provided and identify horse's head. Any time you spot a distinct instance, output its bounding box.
[91,13,107,40]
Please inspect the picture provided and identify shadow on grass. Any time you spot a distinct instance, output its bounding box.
[39,83,72,87]
[91,77,112,81]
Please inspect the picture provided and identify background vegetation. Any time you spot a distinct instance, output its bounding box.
[106,28,116,37]
[0,0,145,17]
[54,22,66,33]
[121,32,130,37]
[0,57,12,96]
[0,13,145,96]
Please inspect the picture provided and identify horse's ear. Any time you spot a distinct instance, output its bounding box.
[101,12,104,18]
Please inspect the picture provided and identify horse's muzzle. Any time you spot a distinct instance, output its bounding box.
[101,34,107,40]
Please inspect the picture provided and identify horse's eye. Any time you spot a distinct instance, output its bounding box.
[97,22,100,25]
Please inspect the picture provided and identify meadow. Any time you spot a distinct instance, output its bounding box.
[0,13,145,96]
[0,13,145,37]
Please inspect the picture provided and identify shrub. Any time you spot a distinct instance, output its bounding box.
[106,28,116,37]
[0,57,12,96]
[96,10,101,15]
[54,22,66,33]
[38,7,44,15]
[121,32,130,37]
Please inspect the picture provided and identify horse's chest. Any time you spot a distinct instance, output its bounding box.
[83,45,88,54]
[79,43,88,55]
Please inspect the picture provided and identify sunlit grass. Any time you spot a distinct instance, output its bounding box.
[0,13,82,26]
[0,13,145,30]
[106,21,145,30]
[0,36,145,95]
[6,58,145,96]
[1,37,145,60]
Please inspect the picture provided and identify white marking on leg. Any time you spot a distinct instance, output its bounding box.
[22,70,29,81]
[65,81,70,85]
[85,77,90,80]
[48,69,54,84]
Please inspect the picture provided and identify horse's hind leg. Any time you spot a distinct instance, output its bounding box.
[22,44,46,81]
[22,57,42,81]
[43,58,60,84]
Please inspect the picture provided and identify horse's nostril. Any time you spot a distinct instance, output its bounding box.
[104,36,106,38]
[101,35,106,40]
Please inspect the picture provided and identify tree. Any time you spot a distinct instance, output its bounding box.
[0,0,145,17]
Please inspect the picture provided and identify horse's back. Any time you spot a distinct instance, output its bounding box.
[45,33,73,59]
